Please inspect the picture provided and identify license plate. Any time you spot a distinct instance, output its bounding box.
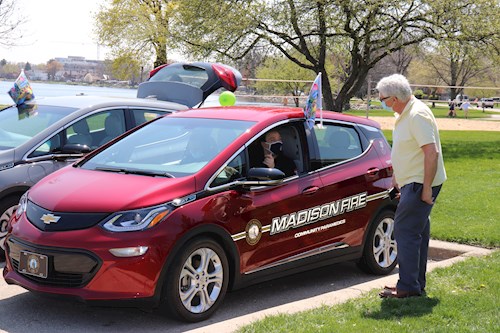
[18,251,48,279]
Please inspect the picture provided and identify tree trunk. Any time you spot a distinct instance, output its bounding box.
[333,65,370,112]
[321,73,335,111]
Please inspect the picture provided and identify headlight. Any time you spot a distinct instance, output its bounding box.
[101,204,173,232]
[15,192,28,218]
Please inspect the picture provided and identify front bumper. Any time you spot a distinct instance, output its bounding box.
[3,232,172,302]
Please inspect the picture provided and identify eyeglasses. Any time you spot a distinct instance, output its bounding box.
[380,96,392,102]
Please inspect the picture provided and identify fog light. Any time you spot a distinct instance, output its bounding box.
[109,246,149,257]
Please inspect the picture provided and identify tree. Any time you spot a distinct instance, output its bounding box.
[94,0,176,68]
[0,61,20,79]
[24,62,31,71]
[46,59,63,81]
[415,1,500,101]
[109,51,141,84]
[0,0,25,47]
[173,0,499,112]
[255,55,316,106]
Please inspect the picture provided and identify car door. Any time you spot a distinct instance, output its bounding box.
[308,121,388,250]
[220,122,327,274]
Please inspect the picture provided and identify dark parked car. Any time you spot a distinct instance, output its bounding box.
[4,103,398,321]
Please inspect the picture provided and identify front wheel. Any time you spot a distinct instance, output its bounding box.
[357,210,397,275]
[162,237,229,322]
[0,196,20,260]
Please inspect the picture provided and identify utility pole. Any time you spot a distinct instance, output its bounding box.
[366,74,371,118]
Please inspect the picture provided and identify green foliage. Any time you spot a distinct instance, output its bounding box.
[109,52,141,83]
[94,0,176,67]
[175,1,498,106]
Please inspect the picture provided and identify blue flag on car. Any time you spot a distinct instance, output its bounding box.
[8,70,35,105]
[304,72,322,129]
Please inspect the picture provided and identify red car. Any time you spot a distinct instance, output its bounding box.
[4,103,397,322]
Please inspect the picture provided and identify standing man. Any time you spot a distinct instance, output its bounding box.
[376,74,447,298]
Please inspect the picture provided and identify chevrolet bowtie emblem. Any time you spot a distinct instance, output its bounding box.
[40,213,61,224]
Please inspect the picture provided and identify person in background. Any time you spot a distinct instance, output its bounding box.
[448,99,456,117]
[461,100,471,119]
[376,74,447,298]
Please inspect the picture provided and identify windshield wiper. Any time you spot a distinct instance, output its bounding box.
[95,167,174,178]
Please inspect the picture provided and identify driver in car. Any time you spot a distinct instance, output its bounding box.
[260,130,296,177]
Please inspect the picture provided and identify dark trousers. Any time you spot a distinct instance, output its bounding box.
[395,182,442,293]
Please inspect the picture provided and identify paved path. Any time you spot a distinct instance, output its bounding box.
[369,116,500,131]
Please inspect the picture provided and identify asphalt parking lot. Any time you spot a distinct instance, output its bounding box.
[0,259,375,333]
[0,241,491,333]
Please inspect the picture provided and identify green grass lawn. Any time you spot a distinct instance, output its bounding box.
[238,129,500,333]
[346,102,497,120]
[239,252,500,333]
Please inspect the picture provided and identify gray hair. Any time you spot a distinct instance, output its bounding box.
[376,74,412,101]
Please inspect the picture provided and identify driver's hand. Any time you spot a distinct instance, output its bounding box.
[263,154,275,168]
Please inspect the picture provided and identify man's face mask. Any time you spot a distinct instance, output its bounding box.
[265,141,283,155]
[381,100,394,112]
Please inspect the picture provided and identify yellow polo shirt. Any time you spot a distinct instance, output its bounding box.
[392,97,447,187]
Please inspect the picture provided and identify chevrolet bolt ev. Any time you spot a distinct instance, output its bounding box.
[0,62,242,260]
[4,105,398,322]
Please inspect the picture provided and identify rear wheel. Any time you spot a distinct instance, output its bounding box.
[0,196,20,260]
[358,210,397,275]
[163,237,228,322]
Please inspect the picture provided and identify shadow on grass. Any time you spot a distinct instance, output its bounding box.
[364,296,440,320]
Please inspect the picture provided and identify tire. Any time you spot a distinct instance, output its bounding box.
[0,196,20,260]
[357,210,397,275]
[162,237,229,322]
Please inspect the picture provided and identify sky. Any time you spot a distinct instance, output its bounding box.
[1,0,109,64]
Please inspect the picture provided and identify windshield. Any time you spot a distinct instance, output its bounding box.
[81,117,254,177]
[0,104,76,150]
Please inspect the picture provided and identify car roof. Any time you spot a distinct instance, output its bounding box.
[169,106,381,128]
[24,95,189,111]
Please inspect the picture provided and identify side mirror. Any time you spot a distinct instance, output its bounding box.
[60,143,92,154]
[233,167,285,188]
[247,167,285,181]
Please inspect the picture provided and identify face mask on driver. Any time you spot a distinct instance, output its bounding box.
[265,141,283,155]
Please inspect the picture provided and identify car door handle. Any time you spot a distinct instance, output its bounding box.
[366,167,380,176]
[302,186,319,195]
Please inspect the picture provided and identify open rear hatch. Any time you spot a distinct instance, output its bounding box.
[137,62,242,107]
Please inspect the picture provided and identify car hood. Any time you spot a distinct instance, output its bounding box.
[28,167,196,212]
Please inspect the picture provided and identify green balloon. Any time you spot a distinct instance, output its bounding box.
[219,91,236,106]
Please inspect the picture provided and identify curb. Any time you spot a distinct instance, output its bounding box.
[184,240,494,333]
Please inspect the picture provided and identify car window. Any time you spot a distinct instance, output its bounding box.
[315,124,363,167]
[0,104,76,150]
[81,117,254,178]
[248,124,304,176]
[210,150,248,187]
[29,134,62,158]
[66,110,126,149]
[131,109,166,126]
[149,65,209,88]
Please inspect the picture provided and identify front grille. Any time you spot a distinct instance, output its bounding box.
[7,237,101,288]
[26,200,109,232]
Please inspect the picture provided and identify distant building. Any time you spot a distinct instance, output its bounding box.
[55,56,106,82]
